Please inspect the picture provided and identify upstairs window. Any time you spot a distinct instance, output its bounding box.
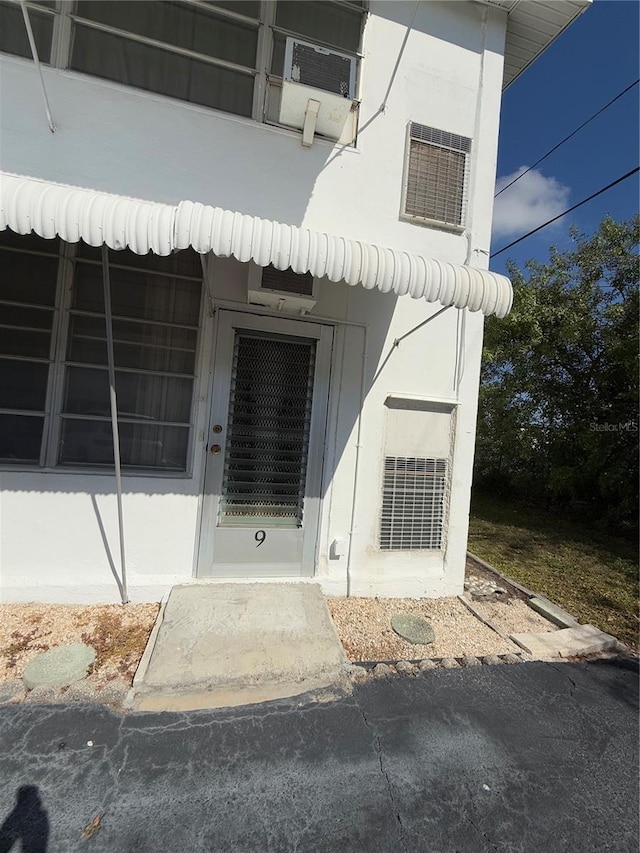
[71,1,260,118]
[403,123,471,228]
[0,0,56,62]
[0,1,366,127]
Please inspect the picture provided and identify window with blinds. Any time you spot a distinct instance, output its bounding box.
[403,123,471,227]
[219,331,316,527]
[380,456,447,550]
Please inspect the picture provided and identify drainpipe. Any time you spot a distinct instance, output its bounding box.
[19,0,56,132]
[345,324,368,597]
[101,245,128,604]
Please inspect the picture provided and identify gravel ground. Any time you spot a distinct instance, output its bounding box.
[326,596,522,661]
[471,598,555,636]
[1,557,557,689]
[0,603,159,687]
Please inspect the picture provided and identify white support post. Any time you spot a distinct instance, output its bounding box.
[101,245,129,604]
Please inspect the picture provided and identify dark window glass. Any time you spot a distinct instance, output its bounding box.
[0,229,59,254]
[75,1,258,68]
[59,419,190,470]
[67,315,197,374]
[73,263,202,325]
[0,304,54,358]
[0,252,58,305]
[0,2,54,62]
[0,359,49,410]
[201,2,260,19]
[0,414,44,463]
[71,24,254,117]
[275,1,363,53]
[76,243,202,277]
[63,366,194,423]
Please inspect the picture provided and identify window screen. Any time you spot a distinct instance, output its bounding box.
[404,124,471,226]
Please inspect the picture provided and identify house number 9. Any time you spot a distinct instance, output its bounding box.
[255,530,266,547]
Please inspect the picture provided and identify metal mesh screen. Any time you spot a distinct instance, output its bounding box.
[290,41,353,97]
[380,457,447,550]
[404,124,471,226]
[220,331,316,527]
[261,265,314,296]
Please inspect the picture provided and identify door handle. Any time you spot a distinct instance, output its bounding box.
[210,444,222,455]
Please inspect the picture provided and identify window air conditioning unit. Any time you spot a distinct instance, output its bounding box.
[280,38,358,146]
[247,263,317,315]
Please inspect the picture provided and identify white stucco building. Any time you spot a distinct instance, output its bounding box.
[0,0,588,603]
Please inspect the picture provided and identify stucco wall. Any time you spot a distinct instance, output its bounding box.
[0,1,506,602]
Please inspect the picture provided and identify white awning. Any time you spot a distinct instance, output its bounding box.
[0,172,513,317]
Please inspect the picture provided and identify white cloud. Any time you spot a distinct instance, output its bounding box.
[492,167,571,240]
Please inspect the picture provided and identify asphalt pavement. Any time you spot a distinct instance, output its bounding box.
[0,658,637,852]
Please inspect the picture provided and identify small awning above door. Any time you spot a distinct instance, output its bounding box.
[0,172,513,317]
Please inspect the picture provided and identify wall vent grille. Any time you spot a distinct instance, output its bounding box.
[404,123,471,226]
[380,456,447,550]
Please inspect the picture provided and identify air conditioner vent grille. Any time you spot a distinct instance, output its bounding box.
[261,265,314,297]
[290,41,353,97]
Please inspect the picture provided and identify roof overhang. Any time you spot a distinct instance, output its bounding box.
[0,173,513,318]
[483,0,592,90]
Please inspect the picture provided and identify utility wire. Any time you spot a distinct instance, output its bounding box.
[491,166,640,258]
[495,78,639,198]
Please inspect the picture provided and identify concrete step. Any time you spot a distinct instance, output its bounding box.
[130,582,347,712]
[510,625,620,659]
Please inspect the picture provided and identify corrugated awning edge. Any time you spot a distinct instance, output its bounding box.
[0,172,513,317]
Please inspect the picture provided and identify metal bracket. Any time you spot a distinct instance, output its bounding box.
[302,98,321,147]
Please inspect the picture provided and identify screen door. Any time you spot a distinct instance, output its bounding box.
[197,311,332,576]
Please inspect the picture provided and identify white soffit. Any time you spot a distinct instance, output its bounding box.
[0,173,513,318]
[485,0,591,89]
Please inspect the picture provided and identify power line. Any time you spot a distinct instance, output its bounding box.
[495,79,639,199]
[491,167,640,258]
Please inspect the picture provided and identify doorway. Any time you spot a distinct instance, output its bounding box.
[197,310,333,577]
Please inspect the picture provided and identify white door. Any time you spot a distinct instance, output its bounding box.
[197,310,333,577]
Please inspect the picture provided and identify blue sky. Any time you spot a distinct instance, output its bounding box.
[490,0,639,276]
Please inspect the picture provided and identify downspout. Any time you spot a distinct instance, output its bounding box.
[457,1,489,394]
[101,246,128,604]
[19,0,56,132]
[344,324,368,598]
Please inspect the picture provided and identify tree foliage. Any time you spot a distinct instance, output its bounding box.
[475,215,639,534]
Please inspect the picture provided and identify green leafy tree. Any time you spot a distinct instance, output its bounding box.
[475,215,639,533]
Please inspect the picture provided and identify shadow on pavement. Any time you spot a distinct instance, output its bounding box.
[588,655,639,710]
[0,785,49,853]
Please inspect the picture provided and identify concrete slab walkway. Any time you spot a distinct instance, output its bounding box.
[131,583,347,711]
